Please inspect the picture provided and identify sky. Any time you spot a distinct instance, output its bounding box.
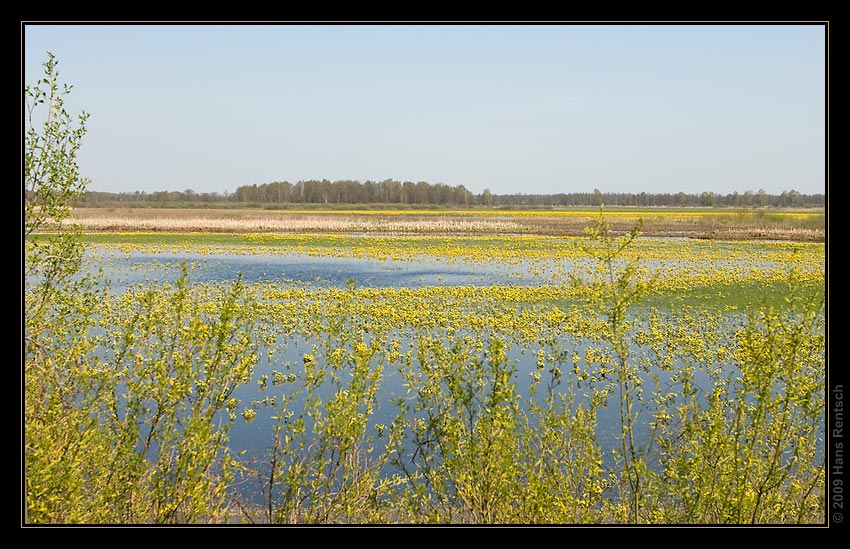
[23,23,827,197]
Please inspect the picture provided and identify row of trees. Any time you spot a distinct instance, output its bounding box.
[233,179,475,206]
[78,181,824,208]
[80,179,475,207]
[487,188,824,208]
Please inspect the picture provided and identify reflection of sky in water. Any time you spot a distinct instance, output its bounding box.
[224,322,760,505]
[77,245,823,506]
[84,249,538,290]
[82,246,796,292]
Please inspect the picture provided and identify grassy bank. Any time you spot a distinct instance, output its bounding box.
[63,206,825,241]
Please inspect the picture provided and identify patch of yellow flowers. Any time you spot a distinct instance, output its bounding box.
[82,232,824,524]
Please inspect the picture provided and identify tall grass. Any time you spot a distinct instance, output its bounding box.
[64,207,824,240]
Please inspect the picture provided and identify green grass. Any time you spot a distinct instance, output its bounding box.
[540,279,824,316]
[636,279,824,312]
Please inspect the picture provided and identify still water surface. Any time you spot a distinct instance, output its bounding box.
[79,244,810,506]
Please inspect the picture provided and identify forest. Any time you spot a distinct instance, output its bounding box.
[77,179,825,208]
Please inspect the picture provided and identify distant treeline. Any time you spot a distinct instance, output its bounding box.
[77,179,825,208]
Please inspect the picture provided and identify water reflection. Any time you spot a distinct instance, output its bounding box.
[78,244,823,509]
[85,249,539,290]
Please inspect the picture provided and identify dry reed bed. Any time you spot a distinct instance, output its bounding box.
[694,227,825,242]
[69,213,526,234]
[66,207,825,240]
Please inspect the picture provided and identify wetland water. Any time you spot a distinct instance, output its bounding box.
[89,248,534,289]
[79,242,824,506]
[83,239,791,291]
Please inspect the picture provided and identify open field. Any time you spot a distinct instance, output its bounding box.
[67,206,825,241]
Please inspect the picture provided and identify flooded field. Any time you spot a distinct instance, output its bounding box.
[64,233,825,520]
[27,227,826,523]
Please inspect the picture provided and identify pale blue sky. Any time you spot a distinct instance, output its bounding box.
[23,23,826,196]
